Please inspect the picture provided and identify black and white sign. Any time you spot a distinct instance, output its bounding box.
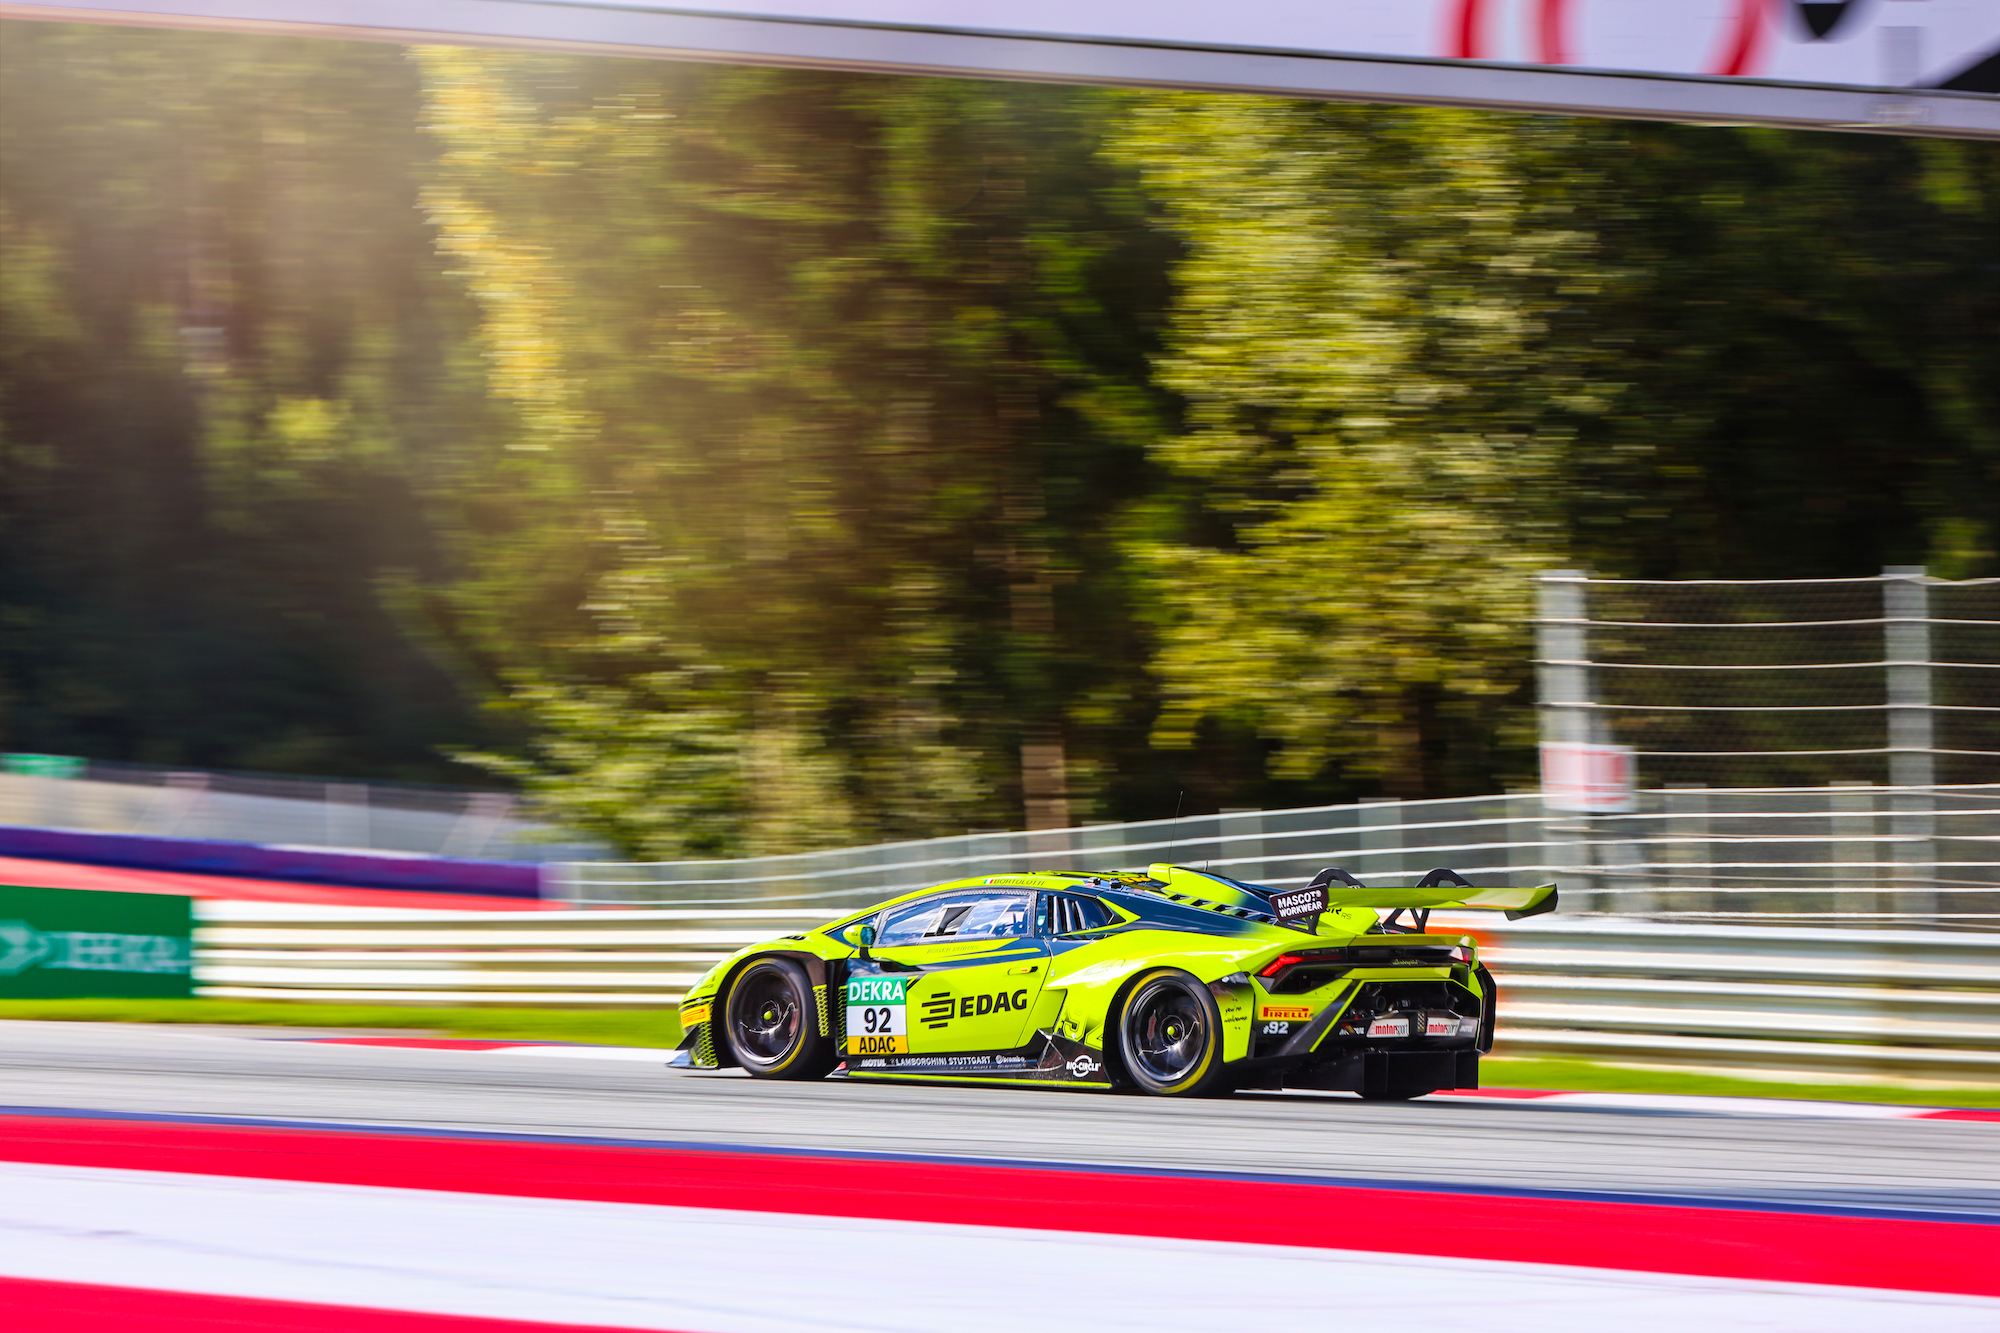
[1269,885,1329,924]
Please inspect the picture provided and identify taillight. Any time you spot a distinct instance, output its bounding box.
[1259,954,1303,978]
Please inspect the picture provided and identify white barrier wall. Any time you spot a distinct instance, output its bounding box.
[0,772,598,863]
[195,902,2000,1084]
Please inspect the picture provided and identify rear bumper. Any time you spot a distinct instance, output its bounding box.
[1236,1048,1479,1096]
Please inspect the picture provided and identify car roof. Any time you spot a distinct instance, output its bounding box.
[824,866,1291,938]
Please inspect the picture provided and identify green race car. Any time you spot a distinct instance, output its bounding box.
[668,863,1555,1099]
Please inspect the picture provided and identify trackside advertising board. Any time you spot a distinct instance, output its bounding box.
[4,0,1995,140]
[0,884,194,998]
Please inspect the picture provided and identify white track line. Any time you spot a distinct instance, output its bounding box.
[1431,1092,1938,1118]
[283,1038,1997,1119]
[1,1162,1993,1333]
[491,1045,673,1062]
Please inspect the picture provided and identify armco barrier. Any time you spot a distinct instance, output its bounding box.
[194,903,2000,1083]
[1459,915,2000,1083]
[195,902,807,1006]
[0,825,542,899]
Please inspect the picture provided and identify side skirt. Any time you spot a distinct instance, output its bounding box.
[843,1030,1112,1089]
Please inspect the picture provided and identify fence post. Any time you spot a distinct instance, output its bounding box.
[1884,567,1934,790]
[1883,566,1935,918]
[1537,570,1596,751]
[1537,570,1603,904]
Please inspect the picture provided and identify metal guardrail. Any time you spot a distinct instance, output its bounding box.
[194,903,2000,1084]
[551,784,2000,922]
[1463,915,2000,1083]
[194,902,786,1007]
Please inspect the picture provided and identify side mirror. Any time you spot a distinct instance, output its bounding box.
[842,923,876,952]
[859,925,876,948]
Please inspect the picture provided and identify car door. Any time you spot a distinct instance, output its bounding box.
[845,890,1049,1059]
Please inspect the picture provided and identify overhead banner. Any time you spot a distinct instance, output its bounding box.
[3,0,1997,137]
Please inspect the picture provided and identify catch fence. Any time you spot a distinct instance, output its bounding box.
[552,783,2000,924]
[1538,569,2000,790]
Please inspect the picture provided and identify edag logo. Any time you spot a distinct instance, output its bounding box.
[918,987,1031,1029]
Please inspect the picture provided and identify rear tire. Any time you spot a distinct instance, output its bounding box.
[1117,969,1230,1097]
[722,958,837,1080]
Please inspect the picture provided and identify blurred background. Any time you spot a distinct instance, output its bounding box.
[1,25,1997,1329]
[3,23,1995,851]
[0,19,1997,1086]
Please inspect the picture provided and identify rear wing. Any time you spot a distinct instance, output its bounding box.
[1272,867,1557,930]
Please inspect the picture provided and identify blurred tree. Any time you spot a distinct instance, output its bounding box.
[4,25,1994,831]
[0,22,494,779]
[1114,98,2000,799]
[418,54,1177,854]
[1111,100,1589,796]
[1560,125,2000,581]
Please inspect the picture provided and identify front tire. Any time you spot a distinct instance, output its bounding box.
[1117,969,1230,1097]
[722,958,837,1080]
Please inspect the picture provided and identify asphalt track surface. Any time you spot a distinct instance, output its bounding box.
[4,1021,1996,1220]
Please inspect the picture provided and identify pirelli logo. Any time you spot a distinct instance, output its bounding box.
[1259,1005,1311,1022]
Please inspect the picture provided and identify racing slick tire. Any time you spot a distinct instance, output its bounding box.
[1117,968,1231,1097]
[721,957,838,1080]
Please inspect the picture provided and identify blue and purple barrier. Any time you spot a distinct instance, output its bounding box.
[0,825,542,899]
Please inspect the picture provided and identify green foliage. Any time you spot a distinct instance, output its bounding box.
[0,23,494,779]
[1555,126,2000,581]
[418,54,1175,849]
[1113,98,2000,798]
[458,672,748,859]
[1483,1057,2000,1109]
[1112,101,1588,795]
[3,25,1996,828]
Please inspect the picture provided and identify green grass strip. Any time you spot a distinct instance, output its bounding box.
[0,998,682,1048]
[1482,1056,2000,1109]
